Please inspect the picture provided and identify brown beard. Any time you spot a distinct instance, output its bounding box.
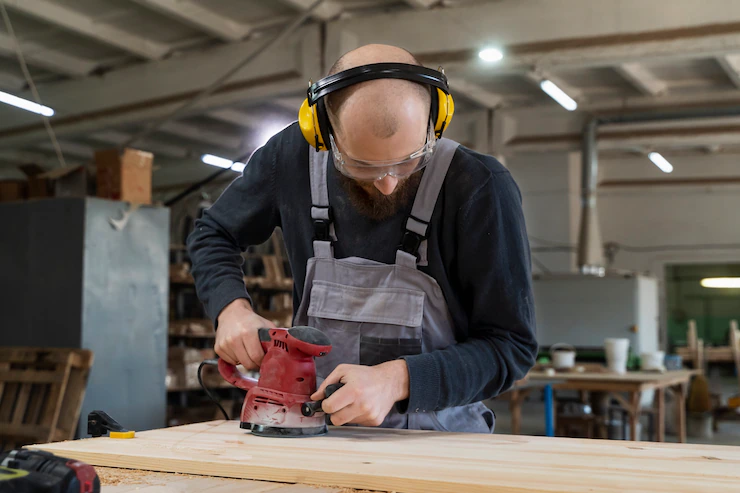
[337,171,422,221]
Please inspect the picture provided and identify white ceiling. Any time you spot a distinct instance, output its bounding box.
[1,0,740,189]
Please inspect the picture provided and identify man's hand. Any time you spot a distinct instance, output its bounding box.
[311,360,410,427]
[215,298,277,370]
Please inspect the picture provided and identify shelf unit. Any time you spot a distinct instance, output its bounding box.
[166,229,294,426]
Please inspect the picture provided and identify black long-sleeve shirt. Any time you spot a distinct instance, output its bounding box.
[186,122,537,414]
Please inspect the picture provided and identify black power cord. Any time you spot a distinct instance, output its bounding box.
[198,359,230,420]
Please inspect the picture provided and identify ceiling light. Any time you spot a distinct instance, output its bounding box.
[539,80,577,111]
[648,152,673,173]
[201,154,247,172]
[202,154,233,169]
[478,48,503,63]
[0,90,54,117]
[700,277,740,288]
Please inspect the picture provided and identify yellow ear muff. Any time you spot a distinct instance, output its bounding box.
[299,98,324,149]
[434,87,454,138]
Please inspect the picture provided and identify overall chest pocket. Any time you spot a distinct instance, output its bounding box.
[306,280,425,376]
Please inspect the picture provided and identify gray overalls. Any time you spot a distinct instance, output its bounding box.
[293,138,495,433]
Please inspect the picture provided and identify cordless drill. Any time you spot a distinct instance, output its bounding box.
[0,449,100,493]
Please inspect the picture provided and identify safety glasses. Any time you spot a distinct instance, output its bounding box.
[329,121,436,181]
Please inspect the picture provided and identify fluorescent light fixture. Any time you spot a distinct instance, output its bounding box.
[648,152,673,173]
[201,154,245,172]
[539,80,577,111]
[700,277,740,288]
[0,90,54,116]
[202,154,233,169]
[478,48,503,63]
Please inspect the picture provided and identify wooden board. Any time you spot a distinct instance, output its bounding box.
[30,420,740,493]
[95,467,367,492]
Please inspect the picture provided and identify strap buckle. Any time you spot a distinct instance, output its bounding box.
[400,230,424,258]
[312,205,333,241]
[313,219,332,241]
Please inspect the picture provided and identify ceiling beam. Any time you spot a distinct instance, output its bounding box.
[159,121,243,149]
[37,140,94,159]
[505,124,740,155]
[208,109,260,130]
[279,0,343,21]
[403,0,439,8]
[0,25,319,147]
[615,62,668,96]
[716,54,740,88]
[0,71,24,91]
[2,0,170,60]
[0,32,97,76]
[88,130,189,159]
[130,0,252,42]
[448,78,504,109]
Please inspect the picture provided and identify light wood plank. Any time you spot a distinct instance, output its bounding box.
[30,420,740,493]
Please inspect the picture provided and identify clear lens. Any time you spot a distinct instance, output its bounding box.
[330,122,436,181]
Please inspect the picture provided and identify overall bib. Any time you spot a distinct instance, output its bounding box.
[293,138,495,433]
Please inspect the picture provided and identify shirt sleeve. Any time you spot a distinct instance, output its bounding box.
[186,138,281,325]
[400,169,538,413]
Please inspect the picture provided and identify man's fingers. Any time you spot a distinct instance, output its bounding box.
[214,341,237,365]
[235,339,257,371]
[320,385,355,415]
[312,365,346,400]
[328,403,362,427]
[245,329,265,367]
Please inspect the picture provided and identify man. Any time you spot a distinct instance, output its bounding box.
[187,44,537,433]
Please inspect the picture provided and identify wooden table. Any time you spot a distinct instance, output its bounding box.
[30,420,740,493]
[510,369,700,442]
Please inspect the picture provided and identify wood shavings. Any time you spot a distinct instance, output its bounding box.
[95,467,159,486]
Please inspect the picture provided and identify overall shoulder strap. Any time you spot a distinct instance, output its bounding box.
[309,148,335,258]
[396,138,459,268]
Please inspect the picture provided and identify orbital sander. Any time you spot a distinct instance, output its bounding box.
[218,326,341,438]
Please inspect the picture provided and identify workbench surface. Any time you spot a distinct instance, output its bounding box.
[30,420,740,493]
[95,467,373,492]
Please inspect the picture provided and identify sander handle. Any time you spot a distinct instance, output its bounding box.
[217,328,273,391]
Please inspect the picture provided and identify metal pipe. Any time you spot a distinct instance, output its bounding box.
[577,118,603,273]
[596,106,740,126]
[577,104,740,273]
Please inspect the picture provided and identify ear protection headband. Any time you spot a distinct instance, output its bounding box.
[298,62,455,151]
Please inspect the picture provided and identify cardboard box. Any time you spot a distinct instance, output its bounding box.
[20,164,88,199]
[0,180,27,202]
[95,148,153,204]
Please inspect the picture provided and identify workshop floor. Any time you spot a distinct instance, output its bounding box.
[486,376,740,447]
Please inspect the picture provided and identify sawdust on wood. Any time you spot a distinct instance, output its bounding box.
[95,467,157,486]
[95,467,389,492]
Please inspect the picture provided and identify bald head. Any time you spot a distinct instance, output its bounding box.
[325,44,432,140]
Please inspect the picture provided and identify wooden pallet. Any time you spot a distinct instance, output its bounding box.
[0,347,94,452]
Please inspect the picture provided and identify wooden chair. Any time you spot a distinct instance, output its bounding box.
[0,347,94,452]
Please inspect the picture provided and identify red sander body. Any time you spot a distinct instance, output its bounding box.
[218,326,336,437]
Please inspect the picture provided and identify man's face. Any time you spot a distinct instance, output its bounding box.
[332,97,428,220]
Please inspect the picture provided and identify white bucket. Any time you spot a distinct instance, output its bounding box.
[605,338,630,374]
[641,351,665,371]
[550,343,576,370]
